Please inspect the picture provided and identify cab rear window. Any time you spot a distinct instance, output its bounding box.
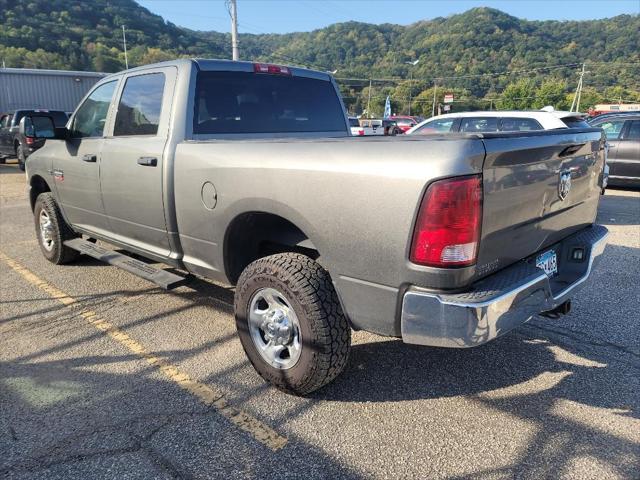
[194,71,346,134]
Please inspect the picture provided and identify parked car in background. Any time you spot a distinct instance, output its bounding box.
[589,112,640,188]
[388,115,420,133]
[0,109,68,170]
[353,118,402,136]
[407,110,590,135]
[348,116,364,136]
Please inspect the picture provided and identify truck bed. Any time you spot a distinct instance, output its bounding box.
[174,128,605,336]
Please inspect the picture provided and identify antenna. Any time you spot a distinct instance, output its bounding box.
[122,25,128,69]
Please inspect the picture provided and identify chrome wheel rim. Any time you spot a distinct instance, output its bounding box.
[248,287,302,370]
[39,209,55,252]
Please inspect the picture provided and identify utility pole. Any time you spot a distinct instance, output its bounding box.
[122,25,128,69]
[431,80,438,117]
[570,63,587,112]
[366,79,372,118]
[405,59,419,116]
[408,69,413,116]
[228,0,239,61]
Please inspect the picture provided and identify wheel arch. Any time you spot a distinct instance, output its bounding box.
[223,210,321,285]
[29,174,52,212]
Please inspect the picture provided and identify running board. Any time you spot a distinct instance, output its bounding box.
[64,238,189,290]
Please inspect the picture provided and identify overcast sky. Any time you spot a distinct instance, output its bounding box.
[137,0,639,34]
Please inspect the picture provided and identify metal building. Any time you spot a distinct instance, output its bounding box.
[0,68,107,113]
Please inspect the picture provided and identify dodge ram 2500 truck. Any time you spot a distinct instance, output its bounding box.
[23,59,608,395]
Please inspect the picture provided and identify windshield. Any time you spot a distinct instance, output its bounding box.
[348,118,360,127]
[194,71,346,134]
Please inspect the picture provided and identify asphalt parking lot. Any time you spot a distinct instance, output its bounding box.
[1,160,639,479]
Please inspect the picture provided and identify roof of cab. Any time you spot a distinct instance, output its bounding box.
[97,58,332,83]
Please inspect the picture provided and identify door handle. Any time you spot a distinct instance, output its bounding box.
[559,144,585,157]
[82,154,97,162]
[137,157,157,167]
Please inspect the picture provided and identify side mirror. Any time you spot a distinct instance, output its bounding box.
[19,115,67,140]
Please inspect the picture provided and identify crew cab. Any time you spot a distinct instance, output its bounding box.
[24,59,608,395]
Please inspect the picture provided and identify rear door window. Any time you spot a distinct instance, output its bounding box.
[598,119,626,139]
[194,71,346,134]
[623,120,640,140]
[114,73,166,136]
[499,117,543,132]
[412,118,455,134]
[460,117,499,133]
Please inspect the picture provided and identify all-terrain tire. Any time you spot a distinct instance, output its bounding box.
[34,192,79,264]
[17,144,26,171]
[234,253,351,395]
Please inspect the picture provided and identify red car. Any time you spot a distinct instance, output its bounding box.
[388,115,421,133]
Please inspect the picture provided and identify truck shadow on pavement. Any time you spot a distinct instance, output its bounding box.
[596,192,640,226]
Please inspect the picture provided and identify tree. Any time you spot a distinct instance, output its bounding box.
[533,79,569,110]
[498,79,536,110]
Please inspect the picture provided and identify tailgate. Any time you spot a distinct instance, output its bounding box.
[475,128,606,279]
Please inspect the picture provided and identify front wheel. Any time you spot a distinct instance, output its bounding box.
[234,253,351,395]
[34,193,79,264]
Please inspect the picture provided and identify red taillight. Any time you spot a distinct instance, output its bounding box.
[25,137,35,145]
[253,63,291,75]
[410,175,483,267]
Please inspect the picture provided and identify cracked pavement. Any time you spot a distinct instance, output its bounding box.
[0,161,639,479]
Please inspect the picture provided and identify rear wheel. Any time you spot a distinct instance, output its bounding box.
[17,144,26,171]
[34,193,79,264]
[234,253,351,395]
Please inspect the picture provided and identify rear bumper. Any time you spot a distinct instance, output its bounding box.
[401,224,608,348]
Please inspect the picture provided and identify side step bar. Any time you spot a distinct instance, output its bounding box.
[64,238,189,290]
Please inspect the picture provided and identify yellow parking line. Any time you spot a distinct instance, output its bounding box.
[0,250,288,451]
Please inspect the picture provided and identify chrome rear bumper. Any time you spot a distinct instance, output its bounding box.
[401,225,609,348]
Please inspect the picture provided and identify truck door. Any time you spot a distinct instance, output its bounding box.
[598,118,627,177]
[611,120,640,181]
[99,67,176,257]
[53,80,119,233]
[0,114,12,156]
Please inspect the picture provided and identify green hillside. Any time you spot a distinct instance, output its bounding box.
[1,0,638,114]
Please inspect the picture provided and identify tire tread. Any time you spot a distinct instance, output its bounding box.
[235,253,351,395]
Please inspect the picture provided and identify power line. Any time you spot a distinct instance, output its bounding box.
[335,61,638,85]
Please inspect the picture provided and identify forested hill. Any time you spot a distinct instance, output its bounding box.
[1,0,638,112]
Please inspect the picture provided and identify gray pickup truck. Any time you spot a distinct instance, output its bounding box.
[23,59,608,395]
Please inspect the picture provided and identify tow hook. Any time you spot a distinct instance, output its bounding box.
[541,300,571,319]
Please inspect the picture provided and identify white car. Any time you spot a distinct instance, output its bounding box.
[348,117,364,136]
[407,109,591,135]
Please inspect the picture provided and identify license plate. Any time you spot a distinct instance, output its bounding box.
[536,249,558,277]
